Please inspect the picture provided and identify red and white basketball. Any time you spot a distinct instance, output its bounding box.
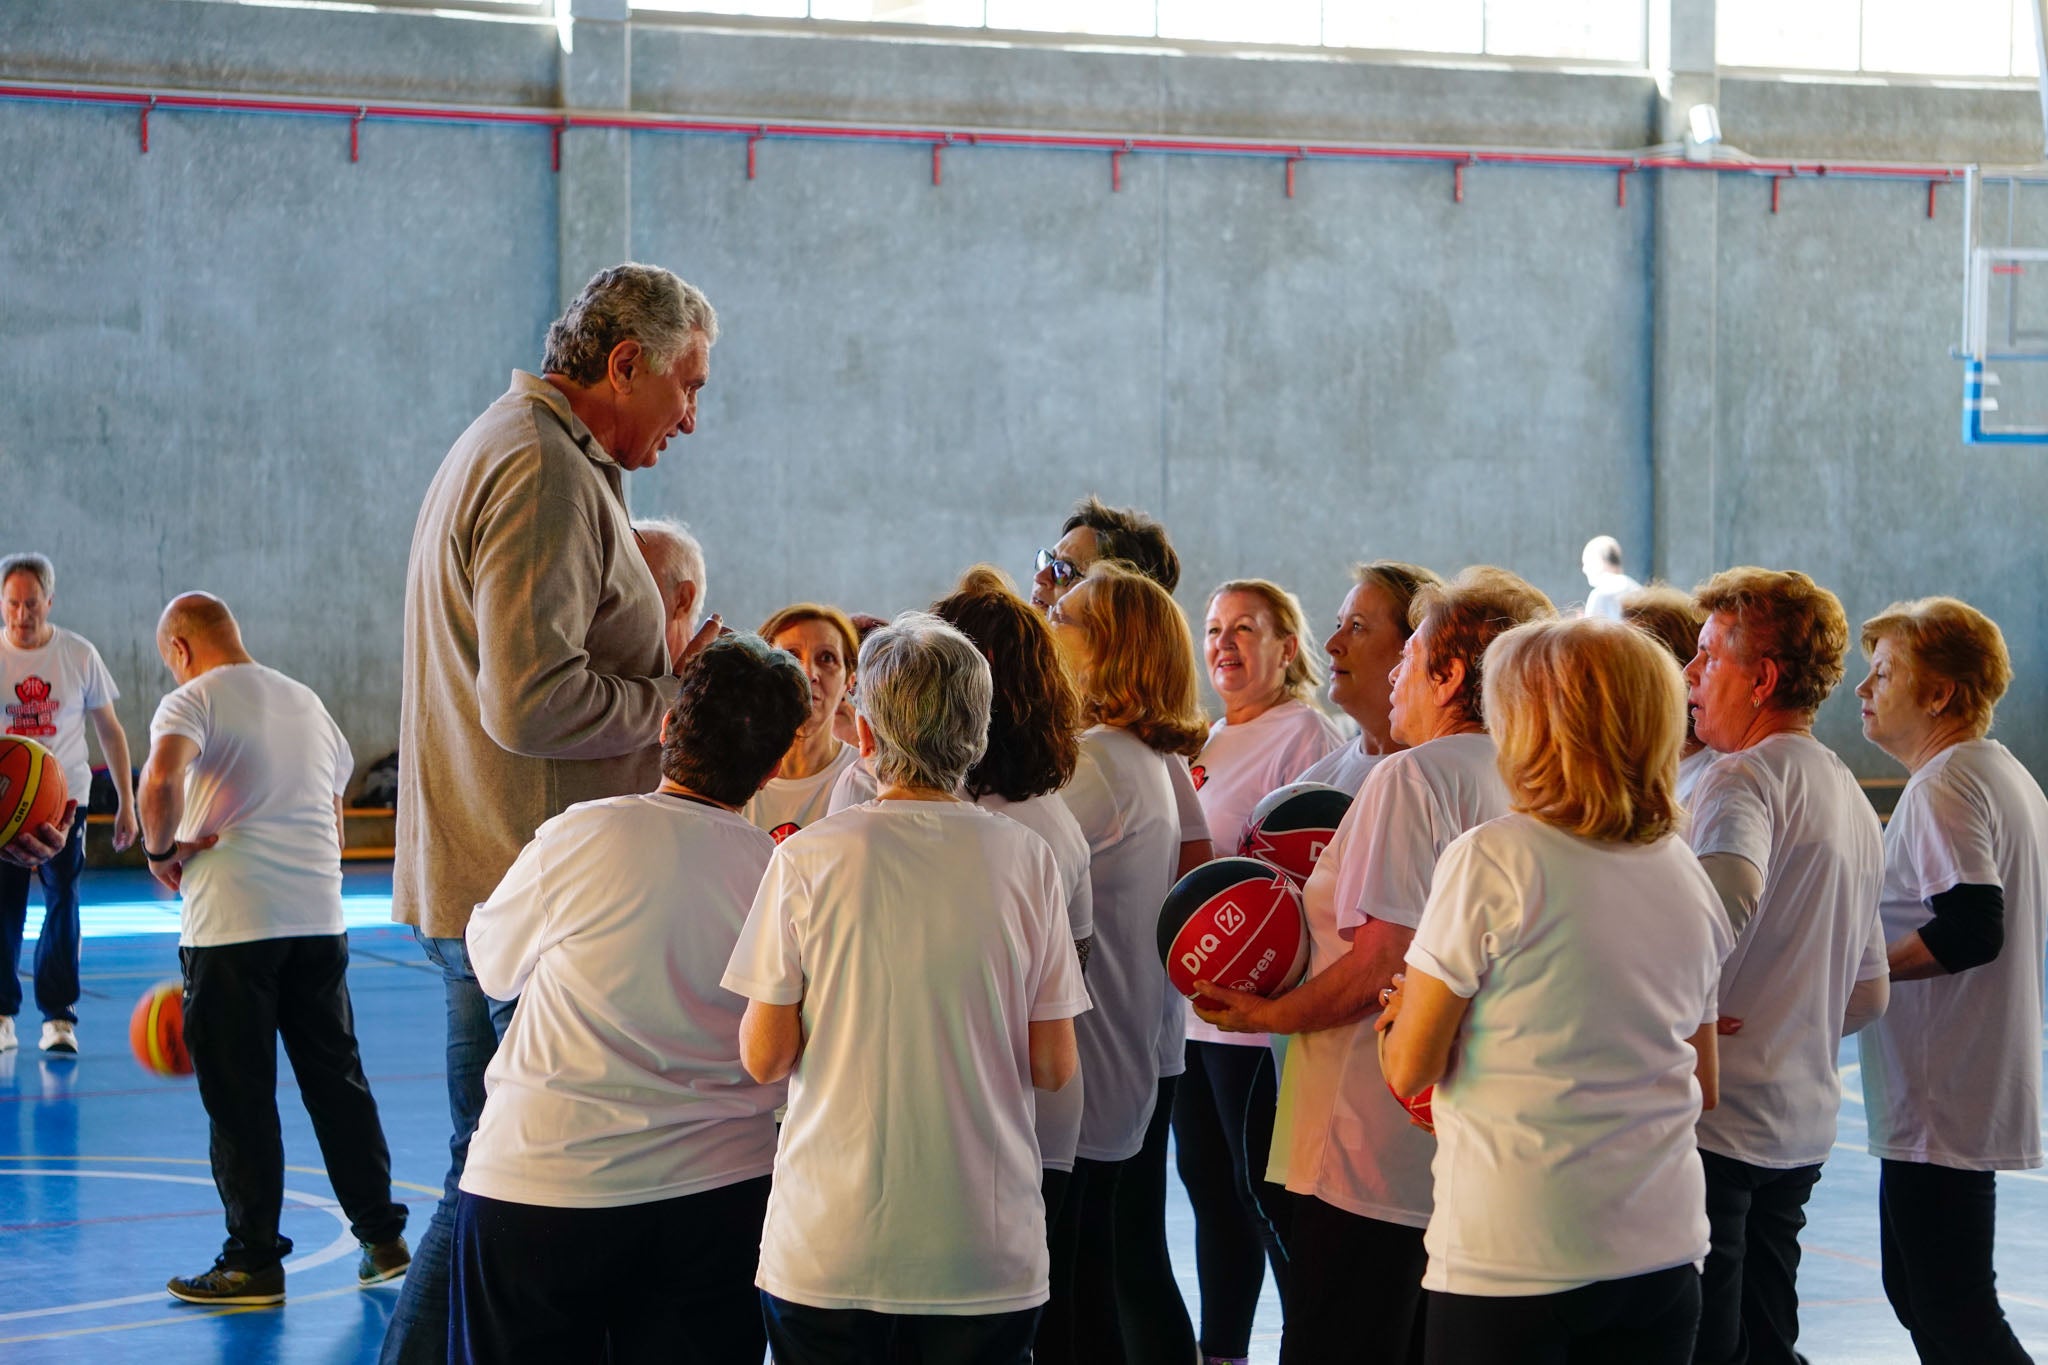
[0,736,69,848]
[1238,781,1352,888]
[1389,1080,1435,1134]
[1157,857,1310,1003]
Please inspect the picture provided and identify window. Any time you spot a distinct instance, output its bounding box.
[1719,0,2039,77]
[629,0,1650,64]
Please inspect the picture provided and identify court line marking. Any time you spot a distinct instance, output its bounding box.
[0,1281,381,1345]
[0,1153,440,1196]
[0,1168,353,1327]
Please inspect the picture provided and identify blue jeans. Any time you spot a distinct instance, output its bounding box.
[378,930,516,1365]
[0,816,85,1024]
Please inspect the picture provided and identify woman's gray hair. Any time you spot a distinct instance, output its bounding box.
[858,612,992,793]
[542,263,719,385]
[0,553,53,596]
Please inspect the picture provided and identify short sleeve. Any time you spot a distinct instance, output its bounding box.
[1855,901,1887,983]
[1687,757,1772,876]
[465,827,559,1001]
[1065,858,1095,943]
[1063,742,1125,856]
[149,687,206,750]
[1168,758,1211,846]
[330,719,355,800]
[79,640,118,710]
[1342,761,1444,932]
[722,848,808,1005]
[1896,772,2002,901]
[1405,830,1517,1000]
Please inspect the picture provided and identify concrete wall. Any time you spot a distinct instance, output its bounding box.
[2,0,2042,784]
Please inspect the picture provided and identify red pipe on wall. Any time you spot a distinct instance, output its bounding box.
[0,79,1969,207]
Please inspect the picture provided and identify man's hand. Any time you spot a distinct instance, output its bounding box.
[1192,979,1280,1034]
[148,834,219,893]
[1,802,76,868]
[673,613,728,676]
[112,802,138,852]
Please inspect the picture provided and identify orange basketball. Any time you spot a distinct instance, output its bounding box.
[0,736,69,848]
[130,980,194,1077]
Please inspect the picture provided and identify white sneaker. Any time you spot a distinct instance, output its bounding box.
[39,1020,76,1055]
[0,1017,15,1052]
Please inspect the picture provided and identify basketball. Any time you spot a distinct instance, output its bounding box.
[1158,856,1311,1003]
[0,736,69,848]
[1239,781,1352,887]
[130,980,194,1077]
[1390,1080,1435,1135]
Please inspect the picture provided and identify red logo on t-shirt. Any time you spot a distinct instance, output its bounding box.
[6,677,57,738]
[770,822,801,844]
[1189,764,1208,791]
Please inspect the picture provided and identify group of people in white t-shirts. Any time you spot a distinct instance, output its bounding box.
[446,491,2042,1365]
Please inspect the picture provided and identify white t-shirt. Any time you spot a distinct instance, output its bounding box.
[826,753,878,814]
[2,626,117,799]
[1676,746,1717,811]
[1297,739,1386,797]
[149,664,351,948]
[1688,732,1885,1168]
[1157,755,1211,1078]
[1584,572,1641,621]
[723,800,1089,1314]
[1308,732,1508,1226]
[979,791,1096,1172]
[461,792,784,1207]
[1188,699,1345,1047]
[1860,740,2048,1171]
[743,741,858,843]
[1066,726,1185,1160]
[1408,815,1733,1295]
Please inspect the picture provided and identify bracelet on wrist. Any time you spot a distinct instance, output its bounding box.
[144,843,178,862]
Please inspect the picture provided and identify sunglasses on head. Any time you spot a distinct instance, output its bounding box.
[1035,548,1081,586]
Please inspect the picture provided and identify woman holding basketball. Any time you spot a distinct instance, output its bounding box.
[1375,617,1731,1364]
[1854,597,2044,1363]
[743,603,861,843]
[1176,577,1343,1356]
[1042,562,1209,1365]
[1195,567,1553,1365]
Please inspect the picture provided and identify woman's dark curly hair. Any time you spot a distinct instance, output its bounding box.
[931,565,1081,803]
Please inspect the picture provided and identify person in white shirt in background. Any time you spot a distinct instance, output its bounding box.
[1579,535,1641,621]
[0,552,138,1054]
[1262,560,1440,1219]
[1682,567,1888,1365]
[629,517,705,666]
[138,593,410,1307]
[1177,577,1343,1360]
[743,603,862,844]
[726,613,1087,1365]
[1041,561,1211,1365]
[1296,562,1443,798]
[1378,616,1733,1364]
[1854,597,2044,1365]
[1197,567,1555,1365]
[451,632,809,1364]
[1618,584,1718,806]
[1030,499,1207,1365]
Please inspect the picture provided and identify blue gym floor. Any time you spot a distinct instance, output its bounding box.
[3,868,2045,1363]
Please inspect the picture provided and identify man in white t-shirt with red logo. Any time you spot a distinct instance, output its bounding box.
[0,552,139,1055]
[138,593,409,1307]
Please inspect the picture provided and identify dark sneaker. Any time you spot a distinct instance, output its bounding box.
[358,1236,410,1286]
[167,1260,285,1305]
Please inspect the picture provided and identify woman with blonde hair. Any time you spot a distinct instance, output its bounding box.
[744,604,861,843]
[1681,566,1888,1365]
[1854,597,2044,1364]
[1177,578,1344,1354]
[1040,561,1208,1365]
[1197,566,1553,1365]
[1377,617,1731,1363]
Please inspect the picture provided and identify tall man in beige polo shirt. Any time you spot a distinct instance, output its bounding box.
[380,264,722,1365]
